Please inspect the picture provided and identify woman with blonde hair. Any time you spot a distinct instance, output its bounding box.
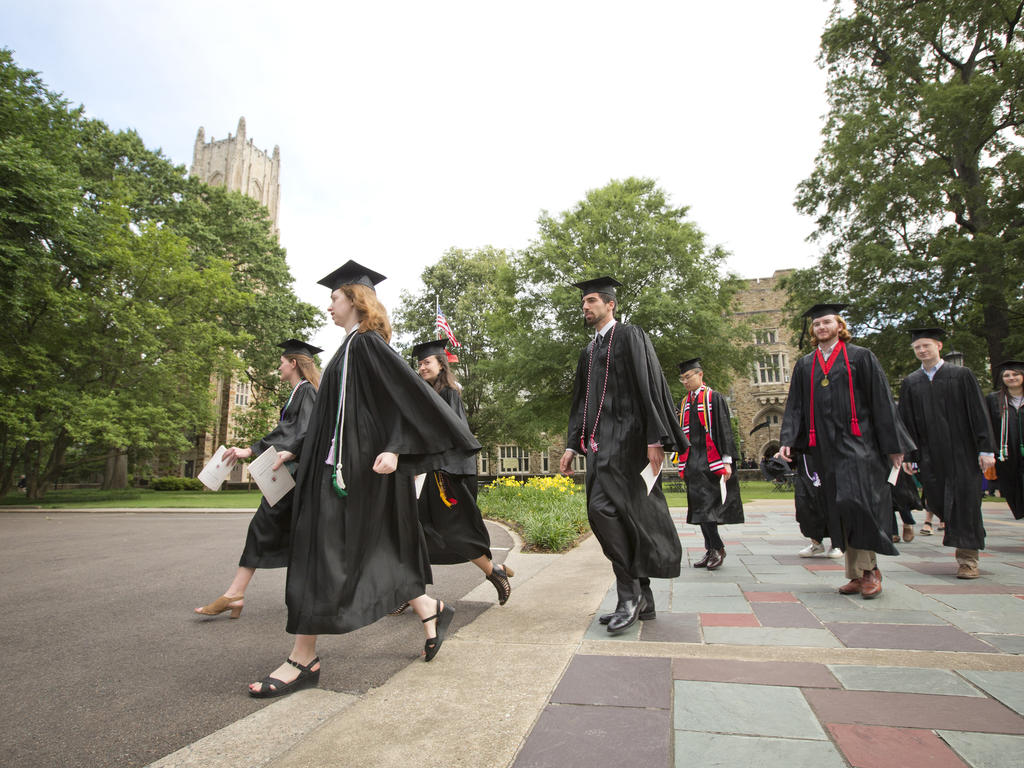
[195,339,322,619]
[248,261,480,697]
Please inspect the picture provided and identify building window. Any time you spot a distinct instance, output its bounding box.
[541,450,549,473]
[573,454,586,472]
[234,380,250,406]
[479,452,489,475]
[754,329,778,345]
[755,353,786,385]
[498,445,530,474]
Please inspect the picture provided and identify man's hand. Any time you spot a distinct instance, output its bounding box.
[723,464,733,480]
[778,445,791,462]
[271,450,295,471]
[372,452,399,474]
[980,454,996,473]
[223,446,253,465]
[902,462,918,475]
[889,453,904,470]
[647,444,665,473]
[559,449,576,476]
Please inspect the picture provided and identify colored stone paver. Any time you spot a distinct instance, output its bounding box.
[512,500,1024,768]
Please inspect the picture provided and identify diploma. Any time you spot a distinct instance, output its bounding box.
[720,475,728,504]
[197,446,232,491]
[248,447,295,506]
[414,473,427,499]
[641,463,658,495]
[887,464,900,486]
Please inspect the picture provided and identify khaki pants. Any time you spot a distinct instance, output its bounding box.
[955,548,979,568]
[845,546,877,579]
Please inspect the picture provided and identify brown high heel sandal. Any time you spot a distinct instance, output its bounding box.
[486,563,515,605]
[194,595,244,618]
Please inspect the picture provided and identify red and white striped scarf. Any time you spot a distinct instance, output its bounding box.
[677,386,726,476]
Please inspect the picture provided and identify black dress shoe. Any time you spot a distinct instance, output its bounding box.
[607,595,647,634]
[693,550,713,568]
[600,600,656,624]
[706,549,725,570]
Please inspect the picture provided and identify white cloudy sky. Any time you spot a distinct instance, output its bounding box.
[4,0,833,353]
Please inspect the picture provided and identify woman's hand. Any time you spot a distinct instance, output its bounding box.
[223,446,253,464]
[373,452,399,474]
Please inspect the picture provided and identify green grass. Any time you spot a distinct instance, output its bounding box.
[1,488,263,509]
[663,479,795,507]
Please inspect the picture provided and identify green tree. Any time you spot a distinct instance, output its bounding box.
[794,0,1024,386]
[0,50,318,498]
[513,177,749,437]
[392,247,519,451]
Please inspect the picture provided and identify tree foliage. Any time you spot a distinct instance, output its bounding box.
[792,0,1024,386]
[0,50,318,498]
[394,179,749,456]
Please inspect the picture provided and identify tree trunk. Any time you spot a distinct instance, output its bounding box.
[102,449,128,490]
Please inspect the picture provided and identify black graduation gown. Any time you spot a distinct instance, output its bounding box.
[285,330,480,635]
[418,386,491,564]
[682,389,744,525]
[780,343,914,555]
[792,450,829,543]
[566,322,687,578]
[238,380,317,568]
[899,365,994,550]
[987,391,1024,520]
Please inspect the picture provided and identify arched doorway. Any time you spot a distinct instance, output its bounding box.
[761,440,780,459]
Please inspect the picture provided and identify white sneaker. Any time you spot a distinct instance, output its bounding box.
[826,547,843,559]
[799,541,825,557]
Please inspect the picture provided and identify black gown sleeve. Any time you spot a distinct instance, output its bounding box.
[250,382,317,459]
[959,369,996,454]
[710,390,738,457]
[625,325,689,452]
[863,348,914,456]
[898,374,921,463]
[780,357,808,448]
[566,347,589,453]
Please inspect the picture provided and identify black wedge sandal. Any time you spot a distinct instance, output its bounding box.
[249,656,321,698]
[486,563,515,605]
[422,599,454,662]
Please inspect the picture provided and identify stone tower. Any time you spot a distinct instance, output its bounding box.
[190,117,281,235]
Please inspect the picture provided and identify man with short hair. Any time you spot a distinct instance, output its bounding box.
[559,277,687,634]
[676,358,744,570]
[779,304,913,599]
[898,329,996,579]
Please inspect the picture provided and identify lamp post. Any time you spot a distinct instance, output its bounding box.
[944,350,965,367]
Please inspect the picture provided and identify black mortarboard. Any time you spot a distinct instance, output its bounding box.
[907,327,945,342]
[317,260,387,292]
[677,357,702,374]
[801,303,848,320]
[998,359,1024,373]
[760,456,791,481]
[411,339,447,361]
[572,276,622,298]
[277,339,323,357]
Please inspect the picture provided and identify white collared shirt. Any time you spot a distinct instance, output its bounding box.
[922,358,944,381]
[594,317,617,341]
[818,340,838,361]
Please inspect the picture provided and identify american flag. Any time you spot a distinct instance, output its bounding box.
[435,309,461,347]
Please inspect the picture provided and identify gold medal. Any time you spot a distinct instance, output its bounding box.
[821,376,829,387]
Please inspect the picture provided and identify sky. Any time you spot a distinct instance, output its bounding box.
[3,0,833,354]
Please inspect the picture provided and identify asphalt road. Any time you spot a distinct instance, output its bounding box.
[0,511,511,768]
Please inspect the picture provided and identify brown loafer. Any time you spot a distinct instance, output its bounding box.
[860,568,882,599]
[838,578,862,595]
[957,564,980,579]
[902,524,915,543]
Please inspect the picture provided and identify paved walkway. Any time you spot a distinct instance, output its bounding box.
[150,499,1024,768]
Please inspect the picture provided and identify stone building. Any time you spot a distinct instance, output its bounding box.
[726,269,800,463]
[180,118,279,482]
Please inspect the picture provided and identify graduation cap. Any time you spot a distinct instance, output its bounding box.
[802,302,848,320]
[412,339,447,361]
[760,456,790,481]
[907,327,945,342]
[677,357,702,374]
[277,339,323,358]
[317,260,387,292]
[998,359,1024,374]
[572,276,622,298]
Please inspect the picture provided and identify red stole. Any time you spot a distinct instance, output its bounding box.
[677,386,725,476]
[808,340,861,447]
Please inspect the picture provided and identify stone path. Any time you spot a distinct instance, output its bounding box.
[512,501,1024,768]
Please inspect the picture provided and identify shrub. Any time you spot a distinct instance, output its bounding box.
[478,475,588,552]
[150,477,203,491]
